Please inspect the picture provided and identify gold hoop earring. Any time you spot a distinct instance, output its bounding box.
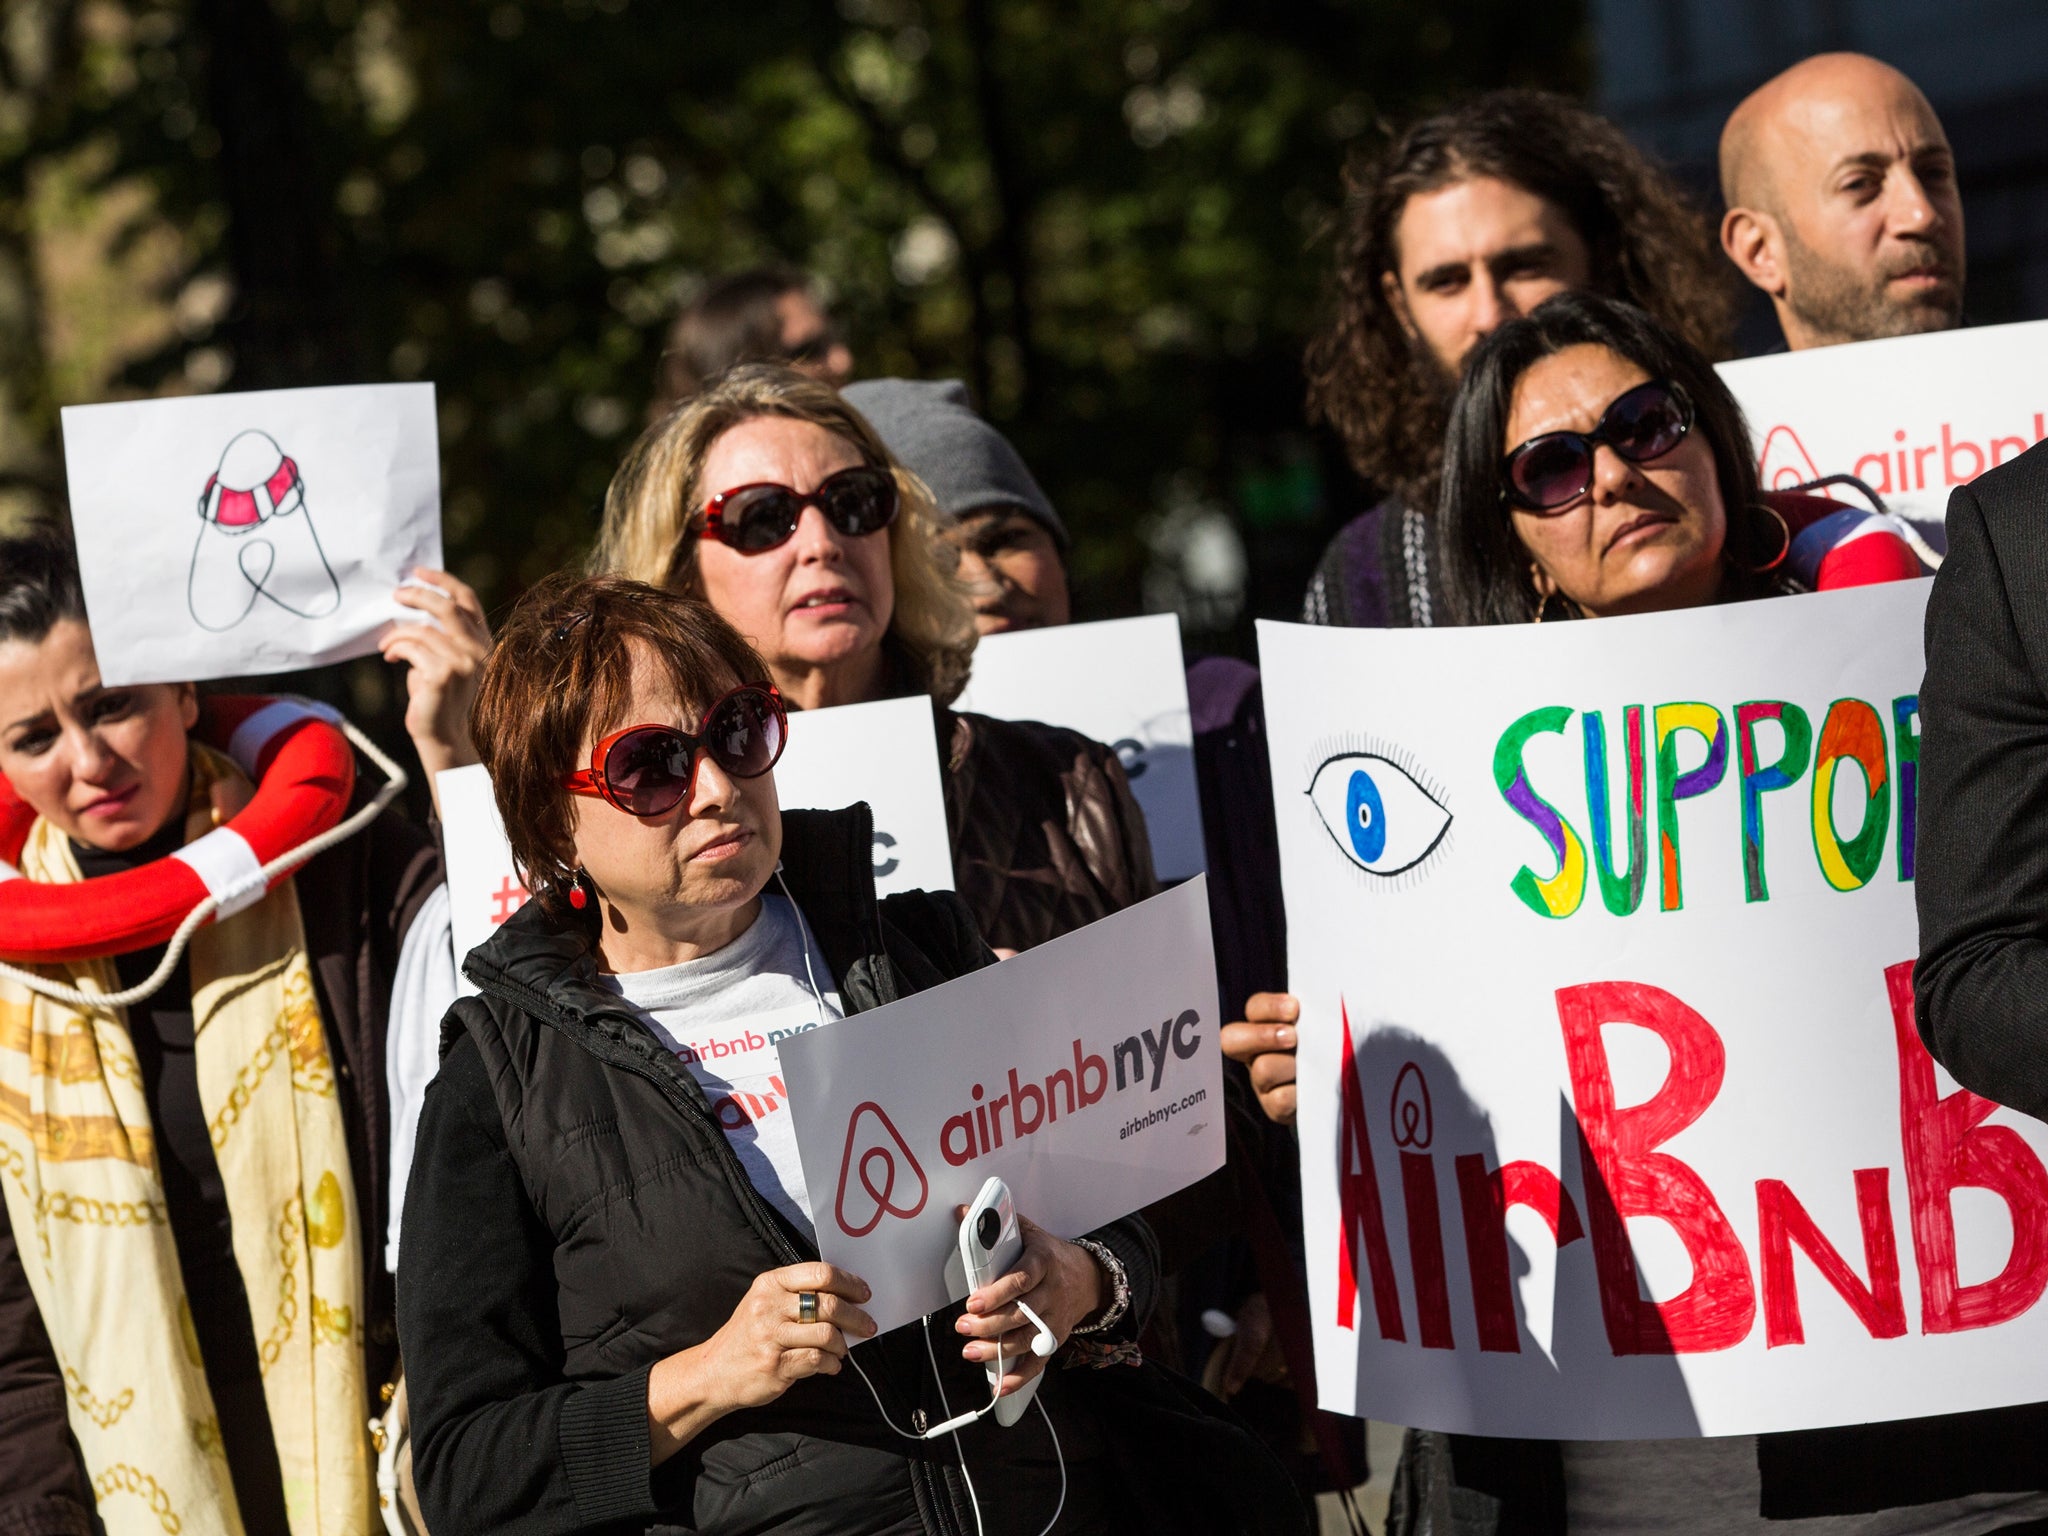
[1742,503,1792,574]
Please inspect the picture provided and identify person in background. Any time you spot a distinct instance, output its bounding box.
[1720,53,1964,352]
[595,363,1156,956]
[1300,88,1738,630]
[1233,291,2048,1534]
[841,378,1071,635]
[0,525,484,1534]
[652,265,855,415]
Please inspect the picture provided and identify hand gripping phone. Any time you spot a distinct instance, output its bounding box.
[958,1176,1054,1427]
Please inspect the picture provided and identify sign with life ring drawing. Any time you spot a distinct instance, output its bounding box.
[61,383,441,685]
[1263,581,2048,1438]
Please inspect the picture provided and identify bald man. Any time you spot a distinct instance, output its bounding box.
[1720,53,1964,350]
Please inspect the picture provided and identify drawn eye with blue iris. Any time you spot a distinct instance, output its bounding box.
[1307,751,1453,879]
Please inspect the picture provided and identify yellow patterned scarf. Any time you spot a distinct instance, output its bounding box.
[0,744,371,1536]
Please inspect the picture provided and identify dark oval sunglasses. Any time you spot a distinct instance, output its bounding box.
[561,683,788,817]
[1500,379,1694,514]
[700,464,899,554]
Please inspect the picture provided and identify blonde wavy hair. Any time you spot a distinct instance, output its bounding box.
[595,363,978,705]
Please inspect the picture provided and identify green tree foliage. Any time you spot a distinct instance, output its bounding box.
[6,0,1586,629]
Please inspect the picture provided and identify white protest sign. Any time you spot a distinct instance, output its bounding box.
[1719,320,2048,543]
[771,696,953,896]
[1264,581,2048,1439]
[779,878,1222,1335]
[434,695,951,984]
[955,614,1204,883]
[436,764,527,994]
[62,384,442,685]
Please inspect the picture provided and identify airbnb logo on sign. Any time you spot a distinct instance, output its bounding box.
[834,1101,929,1236]
[1757,424,1822,491]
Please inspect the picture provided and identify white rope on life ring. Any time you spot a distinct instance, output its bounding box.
[0,705,407,1010]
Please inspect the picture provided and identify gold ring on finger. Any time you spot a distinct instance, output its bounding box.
[798,1290,819,1325]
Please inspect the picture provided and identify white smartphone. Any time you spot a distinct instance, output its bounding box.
[958,1175,1040,1426]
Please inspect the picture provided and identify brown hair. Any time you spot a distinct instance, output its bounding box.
[594,362,978,705]
[653,266,812,412]
[1304,90,1739,514]
[470,572,771,913]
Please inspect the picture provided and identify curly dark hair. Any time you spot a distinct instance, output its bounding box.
[1304,90,1739,514]
[1438,292,1774,628]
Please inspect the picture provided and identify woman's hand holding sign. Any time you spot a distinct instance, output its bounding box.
[1222,992,1300,1125]
[955,1210,1105,1396]
[645,1261,876,1467]
[381,567,492,810]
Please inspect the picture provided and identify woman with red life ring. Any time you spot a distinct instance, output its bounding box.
[0,524,489,1536]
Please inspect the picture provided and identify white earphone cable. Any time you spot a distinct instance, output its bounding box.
[794,865,1063,1536]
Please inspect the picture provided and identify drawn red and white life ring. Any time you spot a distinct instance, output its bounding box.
[0,696,356,963]
[201,442,302,528]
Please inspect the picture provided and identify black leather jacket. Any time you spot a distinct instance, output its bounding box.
[398,805,1159,1536]
[939,706,1159,955]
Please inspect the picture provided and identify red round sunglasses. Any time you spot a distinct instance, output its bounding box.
[561,683,787,817]
[698,464,899,553]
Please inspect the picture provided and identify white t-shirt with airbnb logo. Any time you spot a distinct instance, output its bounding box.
[599,894,844,1239]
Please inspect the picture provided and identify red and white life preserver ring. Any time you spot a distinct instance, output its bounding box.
[0,696,356,964]
[201,432,303,527]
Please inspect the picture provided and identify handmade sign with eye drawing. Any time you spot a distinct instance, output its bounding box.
[1261,585,2048,1443]
[188,429,343,632]
[1305,743,1454,883]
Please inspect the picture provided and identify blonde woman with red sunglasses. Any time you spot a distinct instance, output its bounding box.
[594,364,1158,958]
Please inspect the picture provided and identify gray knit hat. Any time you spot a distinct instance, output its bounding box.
[841,378,1067,548]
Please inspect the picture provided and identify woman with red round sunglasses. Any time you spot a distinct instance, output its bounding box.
[398,575,1180,1536]
[594,363,1158,957]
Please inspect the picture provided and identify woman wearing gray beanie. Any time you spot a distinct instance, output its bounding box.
[843,378,1073,636]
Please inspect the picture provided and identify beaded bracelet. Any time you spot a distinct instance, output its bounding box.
[1069,1237,1131,1336]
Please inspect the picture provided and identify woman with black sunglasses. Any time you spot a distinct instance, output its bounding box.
[1229,295,2048,1536]
[594,363,1158,958]
[1438,291,1921,624]
[1232,293,1922,1124]
[396,575,1185,1536]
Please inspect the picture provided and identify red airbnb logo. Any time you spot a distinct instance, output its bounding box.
[834,1101,929,1237]
[1757,424,1822,491]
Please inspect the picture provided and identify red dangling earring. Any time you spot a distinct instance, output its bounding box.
[567,871,589,910]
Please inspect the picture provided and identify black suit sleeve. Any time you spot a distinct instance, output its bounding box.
[398,1035,662,1536]
[1915,482,2048,1119]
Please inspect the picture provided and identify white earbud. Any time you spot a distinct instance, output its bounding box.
[1017,1300,1057,1358]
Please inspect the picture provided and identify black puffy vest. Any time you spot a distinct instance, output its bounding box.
[444,807,1121,1536]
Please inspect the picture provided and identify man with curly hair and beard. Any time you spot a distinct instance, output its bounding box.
[1299,89,1738,629]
